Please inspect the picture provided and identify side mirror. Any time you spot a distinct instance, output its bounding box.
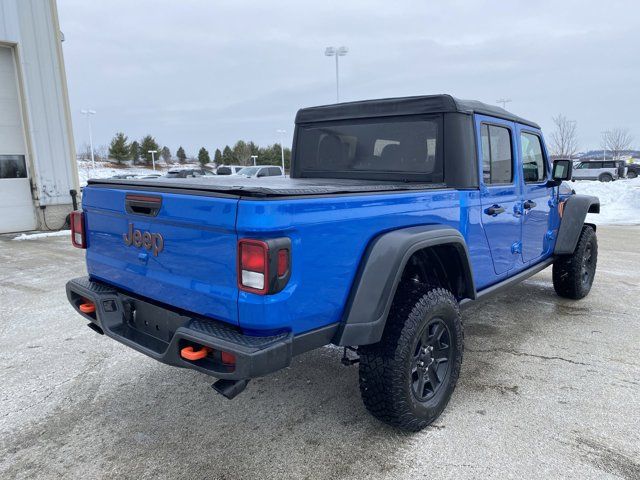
[548,159,572,186]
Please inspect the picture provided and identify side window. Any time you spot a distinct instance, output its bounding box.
[269,167,281,176]
[481,124,513,185]
[604,161,615,168]
[520,132,546,183]
[0,155,28,179]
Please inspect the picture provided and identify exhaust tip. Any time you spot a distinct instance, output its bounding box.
[87,322,104,335]
[212,379,249,400]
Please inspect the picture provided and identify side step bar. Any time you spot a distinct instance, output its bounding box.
[459,257,554,309]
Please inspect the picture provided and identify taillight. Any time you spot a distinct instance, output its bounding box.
[277,249,289,276]
[70,210,86,248]
[238,238,291,295]
[238,239,269,294]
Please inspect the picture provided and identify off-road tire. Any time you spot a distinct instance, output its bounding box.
[628,171,637,179]
[358,284,463,432]
[553,225,598,299]
[598,173,613,182]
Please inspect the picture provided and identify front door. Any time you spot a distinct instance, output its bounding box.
[0,46,36,233]
[518,128,552,263]
[477,116,521,276]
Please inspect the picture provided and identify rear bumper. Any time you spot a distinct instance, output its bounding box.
[66,276,337,380]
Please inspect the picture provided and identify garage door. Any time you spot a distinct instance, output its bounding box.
[0,46,36,233]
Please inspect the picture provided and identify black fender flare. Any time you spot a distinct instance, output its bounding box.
[334,225,476,346]
[554,194,600,255]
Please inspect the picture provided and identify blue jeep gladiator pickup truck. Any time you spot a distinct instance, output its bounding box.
[67,95,599,431]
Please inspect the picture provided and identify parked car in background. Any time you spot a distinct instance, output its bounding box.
[165,168,215,178]
[111,173,141,180]
[236,165,284,178]
[216,165,244,175]
[572,160,619,182]
[626,163,639,179]
[111,173,162,180]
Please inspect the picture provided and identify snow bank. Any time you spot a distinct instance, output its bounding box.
[13,230,70,241]
[76,161,197,186]
[571,178,640,225]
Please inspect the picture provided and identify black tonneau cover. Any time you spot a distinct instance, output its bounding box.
[87,176,445,197]
[295,94,540,129]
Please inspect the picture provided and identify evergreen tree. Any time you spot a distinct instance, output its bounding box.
[214,148,222,165]
[176,146,187,164]
[139,135,160,166]
[222,145,233,164]
[248,141,260,157]
[161,146,172,164]
[232,140,251,165]
[129,140,140,164]
[198,147,211,167]
[108,132,130,164]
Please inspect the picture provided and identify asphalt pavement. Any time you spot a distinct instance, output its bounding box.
[0,226,638,479]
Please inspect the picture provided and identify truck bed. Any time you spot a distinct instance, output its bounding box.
[87,176,444,197]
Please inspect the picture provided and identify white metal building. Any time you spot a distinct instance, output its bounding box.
[0,0,78,233]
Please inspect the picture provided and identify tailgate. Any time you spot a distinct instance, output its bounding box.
[82,186,240,325]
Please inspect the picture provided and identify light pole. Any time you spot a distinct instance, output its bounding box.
[276,129,286,173]
[325,46,348,103]
[496,98,512,110]
[250,155,258,166]
[148,150,157,171]
[80,109,96,168]
[601,131,611,161]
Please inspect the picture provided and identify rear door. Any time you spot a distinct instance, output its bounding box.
[477,116,522,275]
[517,127,552,263]
[82,186,240,325]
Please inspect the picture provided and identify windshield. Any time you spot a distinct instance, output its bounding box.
[294,115,443,182]
[237,167,260,176]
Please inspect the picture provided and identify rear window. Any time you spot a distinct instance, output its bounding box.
[294,115,443,182]
[217,166,231,175]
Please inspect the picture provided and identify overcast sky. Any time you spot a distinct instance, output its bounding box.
[58,0,639,156]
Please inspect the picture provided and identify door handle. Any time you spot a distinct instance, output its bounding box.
[523,200,537,210]
[484,205,506,216]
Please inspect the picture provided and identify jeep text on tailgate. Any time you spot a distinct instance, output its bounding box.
[67,95,599,431]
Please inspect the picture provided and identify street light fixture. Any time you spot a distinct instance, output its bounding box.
[148,150,157,171]
[250,155,258,166]
[496,98,512,109]
[276,129,286,173]
[80,109,96,168]
[325,46,348,103]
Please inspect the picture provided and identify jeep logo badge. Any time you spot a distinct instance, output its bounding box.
[123,223,164,256]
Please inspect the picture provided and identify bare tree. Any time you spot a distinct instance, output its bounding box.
[602,128,634,161]
[549,114,578,159]
[78,142,92,161]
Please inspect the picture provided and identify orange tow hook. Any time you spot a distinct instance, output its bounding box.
[79,302,96,314]
[180,345,210,361]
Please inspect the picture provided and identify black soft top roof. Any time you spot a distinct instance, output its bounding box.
[295,94,540,129]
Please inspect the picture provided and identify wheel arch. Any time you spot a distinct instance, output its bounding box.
[334,225,475,346]
[555,194,600,255]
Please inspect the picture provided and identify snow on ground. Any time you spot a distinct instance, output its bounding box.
[12,230,70,241]
[76,160,197,186]
[571,177,640,225]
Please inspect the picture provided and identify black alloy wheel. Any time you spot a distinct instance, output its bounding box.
[411,318,452,402]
